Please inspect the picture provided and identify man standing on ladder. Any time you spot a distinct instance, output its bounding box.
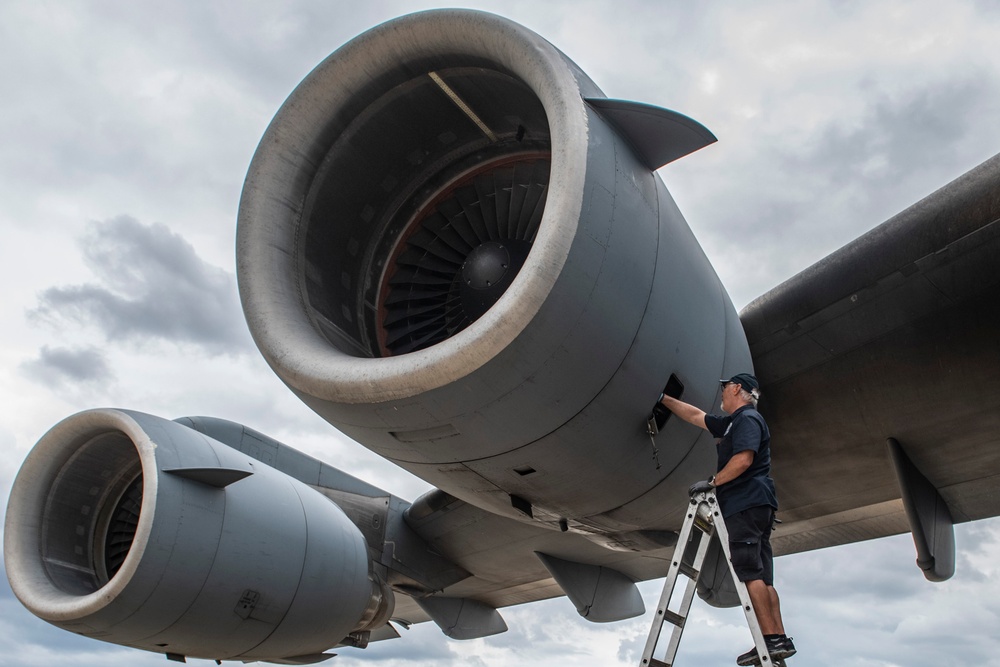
[658,373,796,665]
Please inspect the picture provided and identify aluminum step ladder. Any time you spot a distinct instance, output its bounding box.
[639,490,786,667]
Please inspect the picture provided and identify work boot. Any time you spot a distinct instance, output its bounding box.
[735,645,762,667]
[774,636,796,660]
[735,635,796,665]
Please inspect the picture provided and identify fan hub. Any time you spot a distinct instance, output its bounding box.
[460,240,531,320]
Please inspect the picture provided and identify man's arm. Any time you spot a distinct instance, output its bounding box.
[713,450,753,486]
[659,395,708,431]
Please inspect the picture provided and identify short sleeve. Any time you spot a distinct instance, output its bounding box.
[704,414,730,438]
[729,414,763,454]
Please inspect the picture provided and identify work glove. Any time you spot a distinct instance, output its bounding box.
[688,477,716,496]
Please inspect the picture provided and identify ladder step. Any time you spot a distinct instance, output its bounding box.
[678,562,700,580]
[648,659,670,667]
[663,610,686,628]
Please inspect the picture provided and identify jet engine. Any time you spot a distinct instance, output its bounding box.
[238,9,750,532]
[4,409,393,664]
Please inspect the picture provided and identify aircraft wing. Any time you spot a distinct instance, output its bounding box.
[741,152,1000,562]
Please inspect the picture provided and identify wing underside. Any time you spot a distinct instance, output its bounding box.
[741,152,1000,555]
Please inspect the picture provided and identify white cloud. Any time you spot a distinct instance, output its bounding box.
[699,70,719,94]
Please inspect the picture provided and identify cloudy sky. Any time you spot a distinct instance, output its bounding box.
[2,1,1000,666]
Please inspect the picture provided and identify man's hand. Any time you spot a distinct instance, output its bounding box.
[688,477,716,496]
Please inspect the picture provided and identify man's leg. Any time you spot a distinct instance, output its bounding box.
[736,581,792,666]
[767,585,785,635]
[745,579,780,635]
[728,507,781,634]
[728,507,796,664]
[758,515,786,636]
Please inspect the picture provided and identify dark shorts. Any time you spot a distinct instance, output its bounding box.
[725,505,775,586]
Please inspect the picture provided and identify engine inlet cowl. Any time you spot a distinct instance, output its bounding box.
[238,9,596,405]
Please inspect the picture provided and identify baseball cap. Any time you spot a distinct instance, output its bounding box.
[720,373,761,398]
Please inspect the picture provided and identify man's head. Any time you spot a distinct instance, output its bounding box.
[719,373,760,411]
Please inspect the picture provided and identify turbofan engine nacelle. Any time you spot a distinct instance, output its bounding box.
[238,9,750,530]
[4,409,393,663]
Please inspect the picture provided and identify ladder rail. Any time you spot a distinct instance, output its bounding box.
[639,494,715,667]
[639,490,785,667]
[639,504,712,666]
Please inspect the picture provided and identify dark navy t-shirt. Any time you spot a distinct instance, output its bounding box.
[704,405,777,518]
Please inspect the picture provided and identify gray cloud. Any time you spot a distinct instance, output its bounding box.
[336,622,455,663]
[31,216,251,355]
[617,630,645,664]
[19,345,114,387]
[796,76,981,205]
[686,72,1000,310]
[788,75,991,205]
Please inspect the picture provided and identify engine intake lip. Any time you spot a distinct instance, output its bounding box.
[4,409,158,622]
[238,9,593,404]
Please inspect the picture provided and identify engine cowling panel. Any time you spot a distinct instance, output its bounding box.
[4,409,392,662]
